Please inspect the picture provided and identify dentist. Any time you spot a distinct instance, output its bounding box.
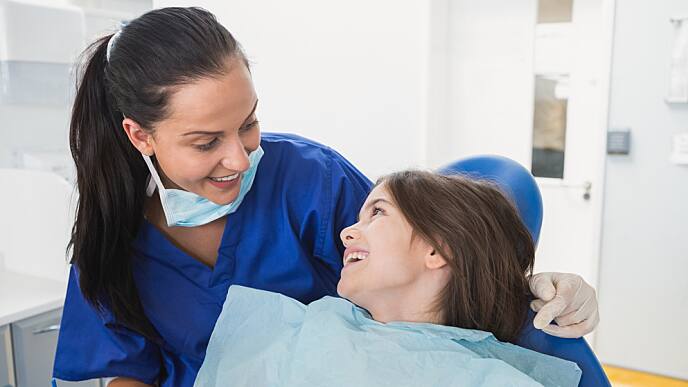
[53,7,599,387]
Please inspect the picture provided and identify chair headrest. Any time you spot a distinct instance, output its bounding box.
[438,155,543,245]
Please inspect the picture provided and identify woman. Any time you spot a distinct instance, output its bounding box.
[53,7,599,387]
[194,171,581,386]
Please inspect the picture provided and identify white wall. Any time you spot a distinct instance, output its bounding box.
[595,0,688,379]
[154,0,441,179]
[443,0,537,167]
[66,0,151,15]
[151,1,540,177]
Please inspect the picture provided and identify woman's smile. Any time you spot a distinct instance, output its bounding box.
[208,173,241,190]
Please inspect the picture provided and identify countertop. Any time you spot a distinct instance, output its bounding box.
[0,269,66,326]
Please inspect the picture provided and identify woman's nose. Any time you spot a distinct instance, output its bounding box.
[220,139,251,172]
[340,225,360,246]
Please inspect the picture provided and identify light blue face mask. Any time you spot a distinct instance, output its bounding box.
[142,146,264,227]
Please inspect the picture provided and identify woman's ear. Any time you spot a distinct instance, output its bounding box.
[122,118,155,156]
[425,247,448,270]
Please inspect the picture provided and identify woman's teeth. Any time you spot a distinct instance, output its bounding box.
[344,251,369,265]
[209,173,239,182]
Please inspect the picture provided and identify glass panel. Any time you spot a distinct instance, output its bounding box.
[537,0,573,23]
[531,74,568,178]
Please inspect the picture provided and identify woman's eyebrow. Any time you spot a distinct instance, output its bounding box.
[181,130,224,137]
[356,198,392,222]
[181,99,259,136]
[241,99,259,125]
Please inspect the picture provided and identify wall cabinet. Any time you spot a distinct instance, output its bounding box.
[0,324,14,387]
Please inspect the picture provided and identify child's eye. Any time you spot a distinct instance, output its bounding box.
[195,138,219,151]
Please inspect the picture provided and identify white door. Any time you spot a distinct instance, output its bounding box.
[442,0,614,348]
[531,0,615,294]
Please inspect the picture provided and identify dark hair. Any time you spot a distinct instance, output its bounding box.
[378,171,534,343]
[68,7,247,339]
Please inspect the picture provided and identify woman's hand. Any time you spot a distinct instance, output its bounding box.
[528,272,600,338]
[107,377,154,387]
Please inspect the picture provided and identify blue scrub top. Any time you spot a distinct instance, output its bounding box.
[53,133,372,386]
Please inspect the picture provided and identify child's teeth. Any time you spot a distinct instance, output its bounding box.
[345,252,369,264]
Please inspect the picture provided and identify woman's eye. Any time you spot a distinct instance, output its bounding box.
[240,120,259,133]
[195,138,219,151]
[372,207,384,217]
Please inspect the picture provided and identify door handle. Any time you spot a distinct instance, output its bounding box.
[537,179,592,200]
[558,180,592,200]
[582,181,592,200]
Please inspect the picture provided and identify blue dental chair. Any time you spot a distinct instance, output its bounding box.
[439,155,611,387]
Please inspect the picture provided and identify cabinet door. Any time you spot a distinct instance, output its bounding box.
[0,325,15,387]
[11,309,100,387]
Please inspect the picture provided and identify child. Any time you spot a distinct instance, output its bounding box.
[194,171,581,387]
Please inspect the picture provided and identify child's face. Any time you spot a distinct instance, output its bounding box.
[337,184,438,311]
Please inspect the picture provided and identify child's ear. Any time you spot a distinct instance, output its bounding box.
[425,248,448,270]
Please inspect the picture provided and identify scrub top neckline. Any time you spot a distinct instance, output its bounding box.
[137,195,250,289]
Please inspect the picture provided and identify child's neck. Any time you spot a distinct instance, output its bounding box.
[363,281,444,325]
[369,305,442,325]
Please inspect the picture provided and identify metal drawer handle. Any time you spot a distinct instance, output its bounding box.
[32,324,60,335]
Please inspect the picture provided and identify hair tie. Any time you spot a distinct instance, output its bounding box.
[106,20,129,62]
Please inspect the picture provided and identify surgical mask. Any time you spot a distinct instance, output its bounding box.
[142,146,264,227]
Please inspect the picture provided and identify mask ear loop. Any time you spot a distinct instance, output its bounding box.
[141,154,177,226]
[142,154,166,196]
[145,175,157,197]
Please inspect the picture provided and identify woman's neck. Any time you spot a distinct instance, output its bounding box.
[143,191,164,225]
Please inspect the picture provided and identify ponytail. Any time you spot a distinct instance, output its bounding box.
[68,35,158,339]
[68,7,247,341]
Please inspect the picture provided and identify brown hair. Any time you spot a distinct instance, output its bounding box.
[378,170,534,343]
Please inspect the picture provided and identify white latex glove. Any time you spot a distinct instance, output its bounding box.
[528,272,600,338]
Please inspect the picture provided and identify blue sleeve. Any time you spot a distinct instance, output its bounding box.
[313,149,372,279]
[516,310,611,387]
[53,266,162,384]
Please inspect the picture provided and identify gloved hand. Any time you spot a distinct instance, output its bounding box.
[528,272,599,338]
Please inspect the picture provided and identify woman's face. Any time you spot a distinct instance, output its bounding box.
[337,184,438,311]
[133,59,260,205]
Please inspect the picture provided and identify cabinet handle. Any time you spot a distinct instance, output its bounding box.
[32,324,60,335]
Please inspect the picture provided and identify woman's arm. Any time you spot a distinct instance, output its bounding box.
[107,377,154,387]
[53,268,162,385]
